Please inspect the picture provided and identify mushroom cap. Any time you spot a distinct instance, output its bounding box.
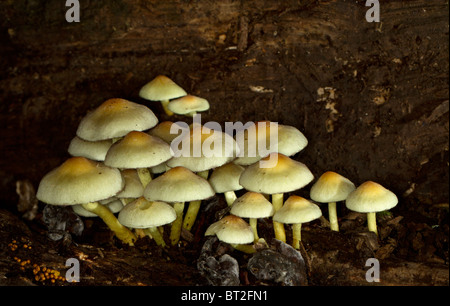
[273,195,322,224]
[167,125,239,172]
[208,162,245,193]
[139,75,187,101]
[36,157,124,205]
[234,121,308,166]
[310,171,356,203]
[239,153,314,194]
[68,136,113,161]
[76,98,158,141]
[167,95,210,115]
[345,181,398,213]
[205,215,254,244]
[144,166,215,203]
[104,131,172,169]
[230,192,274,219]
[118,197,176,228]
[148,121,186,144]
[115,169,144,199]
[72,199,124,217]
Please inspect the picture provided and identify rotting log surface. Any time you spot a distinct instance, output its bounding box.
[0,0,448,286]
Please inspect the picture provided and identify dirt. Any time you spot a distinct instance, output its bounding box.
[0,0,448,286]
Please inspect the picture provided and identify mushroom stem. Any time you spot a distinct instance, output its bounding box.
[231,244,256,254]
[249,218,259,242]
[272,193,286,242]
[292,223,302,249]
[224,191,237,206]
[137,168,152,188]
[161,100,174,116]
[328,202,339,232]
[144,227,166,247]
[367,212,378,235]
[182,169,209,230]
[170,202,185,245]
[182,200,201,231]
[81,202,136,246]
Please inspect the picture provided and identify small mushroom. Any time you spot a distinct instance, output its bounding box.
[72,199,124,218]
[68,136,113,161]
[309,171,355,232]
[345,181,398,235]
[139,75,187,116]
[205,215,255,253]
[144,166,215,245]
[167,94,210,117]
[230,192,274,242]
[239,153,314,242]
[36,157,136,246]
[76,98,158,142]
[273,195,322,249]
[118,197,176,247]
[208,162,245,206]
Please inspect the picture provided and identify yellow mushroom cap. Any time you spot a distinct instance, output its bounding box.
[205,215,254,244]
[345,181,398,213]
[310,171,356,203]
[167,95,210,115]
[104,131,172,169]
[76,98,158,141]
[230,192,274,219]
[273,195,322,224]
[144,166,215,203]
[239,153,314,194]
[118,197,176,229]
[36,157,124,205]
[139,75,187,101]
[208,162,245,193]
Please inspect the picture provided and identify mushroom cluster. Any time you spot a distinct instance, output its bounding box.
[36,75,399,252]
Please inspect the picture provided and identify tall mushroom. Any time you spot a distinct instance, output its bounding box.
[139,75,187,116]
[239,153,314,242]
[118,197,176,247]
[345,181,398,235]
[143,166,215,245]
[273,195,322,249]
[309,171,355,232]
[36,156,136,246]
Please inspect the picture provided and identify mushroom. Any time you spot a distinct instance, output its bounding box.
[118,197,176,247]
[143,166,215,245]
[76,98,158,142]
[273,195,322,249]
[345,181,398,235]
[36,156,136,246]
[68,136,113,161]
[104,131,172,187]
[208,162,245,206]
[115,169,144,205]
[139,75,187,116]
[230,192,274,242]
[309,171,355,232]
[239,153,314,242]
[167,125,239,231]
[205,215,255,253]
[167,94,210,117]
[234,121,308,166]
